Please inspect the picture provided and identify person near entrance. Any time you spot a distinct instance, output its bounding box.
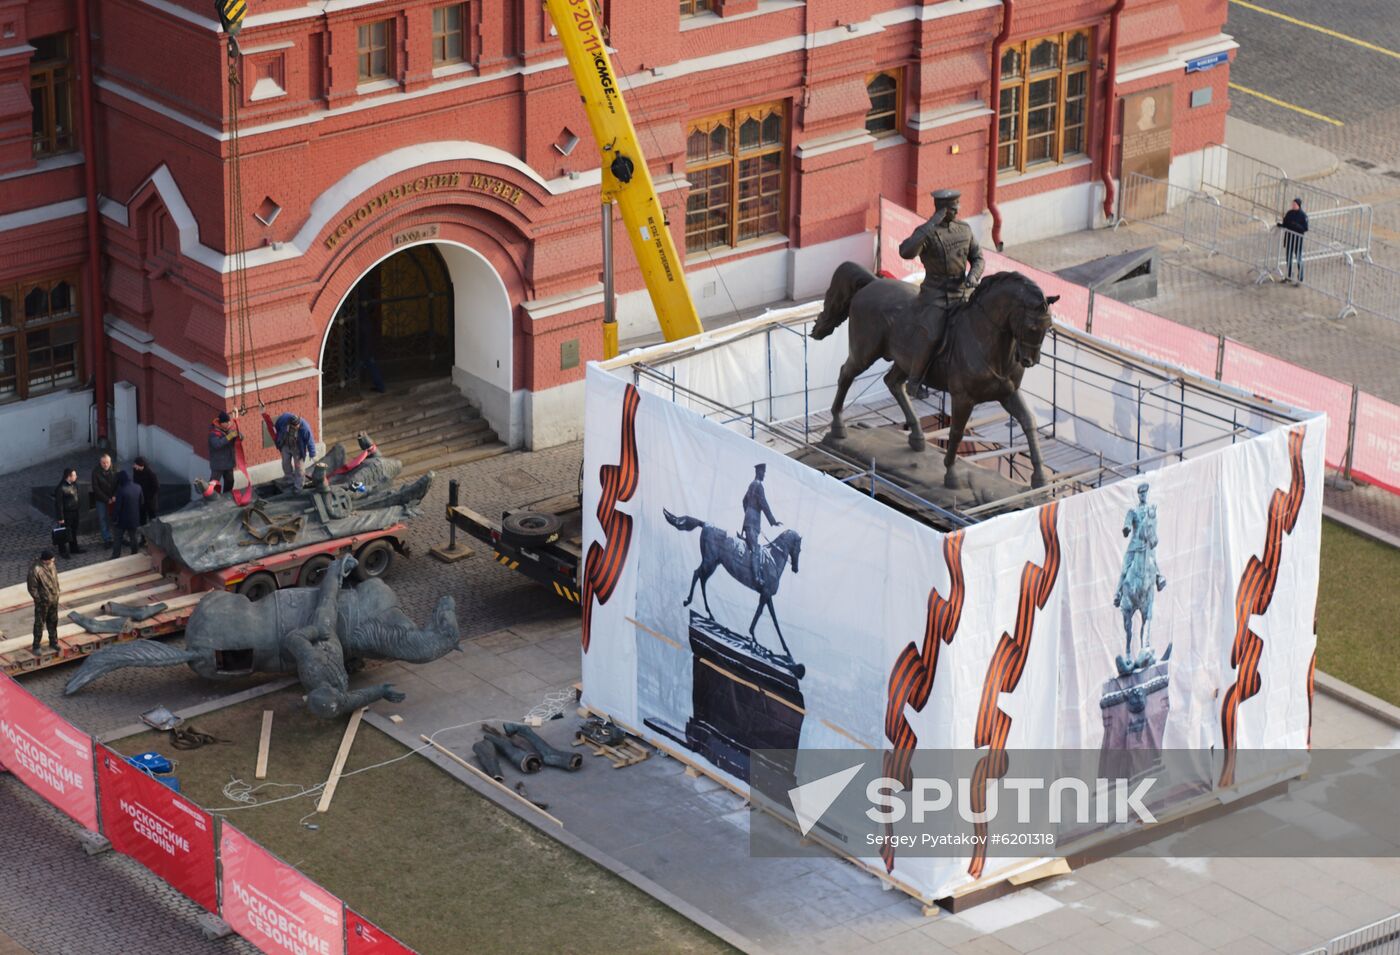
[111,471,144,560]
[52,467,84,558]
[273,413,317,490]
[208,411,242,494]
[91,452,118,547]
[898,188,985,359]
[132,456,160,526]
[27,549,60,657]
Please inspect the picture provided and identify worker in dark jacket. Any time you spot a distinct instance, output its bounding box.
[273,413,316,490]
[111,471,144,559]
[132,456,160,525]
[52,467,84,558]
[91,452,118,546]
[1279,198,1308,285]
[27,549,61,656]
[207,411,242,494]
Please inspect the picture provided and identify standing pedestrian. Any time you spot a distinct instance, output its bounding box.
[91,452,118,546]
[207,411,242,494]
[1279,198,1308,286]
[132,456,160,525]
[27,549,61,657]
[111,470,144,559]
[52,467,84,558]
[273,413,316,490]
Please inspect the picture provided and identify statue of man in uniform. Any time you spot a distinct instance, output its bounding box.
[898,188,985,355]
[739,463,781,584]
[1113,482,1168,672]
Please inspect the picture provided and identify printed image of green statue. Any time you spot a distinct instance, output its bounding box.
[1113,482,1167,676]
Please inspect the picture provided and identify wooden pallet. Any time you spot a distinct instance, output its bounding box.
[572,732,650,768]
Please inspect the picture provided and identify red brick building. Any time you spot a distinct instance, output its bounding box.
[0,0,1234,480]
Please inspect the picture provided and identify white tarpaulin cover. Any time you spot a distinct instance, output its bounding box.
[580,362,1324,902]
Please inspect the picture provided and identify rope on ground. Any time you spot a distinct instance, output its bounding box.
[201,687,578,823]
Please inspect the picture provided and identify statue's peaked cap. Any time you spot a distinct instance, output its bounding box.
[932,189,961,206]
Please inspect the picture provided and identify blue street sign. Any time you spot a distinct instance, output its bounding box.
[1186,51,1230,73]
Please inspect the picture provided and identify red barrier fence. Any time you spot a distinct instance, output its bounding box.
[221,823,347,955]
[346,909,417,955]
[1092,296,1219,379]
[0,674,97,831]
[96,744,219,913]
[0,673,417,955]
[1221,344,1353,469]
[1351,393,1400,494]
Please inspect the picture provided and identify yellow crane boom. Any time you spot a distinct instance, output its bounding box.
[543,0,704,358]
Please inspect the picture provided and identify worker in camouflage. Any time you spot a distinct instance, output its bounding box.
[27,549,61,656]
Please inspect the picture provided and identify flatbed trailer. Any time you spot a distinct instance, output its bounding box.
[445,481,583,605]
[0,524,408,677]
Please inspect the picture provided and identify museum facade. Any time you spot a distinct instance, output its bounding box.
[0,0,1233,478]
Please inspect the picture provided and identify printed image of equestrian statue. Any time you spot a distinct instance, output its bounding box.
[1099,482,1171,776]
[655,463,806,783]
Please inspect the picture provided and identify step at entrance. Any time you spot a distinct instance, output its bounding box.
[322,380,507,477]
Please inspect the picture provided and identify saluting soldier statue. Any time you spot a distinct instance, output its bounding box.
[898,188,986,355]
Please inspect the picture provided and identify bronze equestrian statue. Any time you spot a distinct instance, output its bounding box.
[813,190,1057,490]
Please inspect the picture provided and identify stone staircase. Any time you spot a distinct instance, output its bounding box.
[321,379,508,478]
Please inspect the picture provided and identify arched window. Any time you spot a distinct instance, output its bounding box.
[866,71,902,137]
[685,102,788,253]
[998,29,1092,174]
[0,273,82,400]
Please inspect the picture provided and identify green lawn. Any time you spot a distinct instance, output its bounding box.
[1317,519,1400,707]
[118,688,734,955]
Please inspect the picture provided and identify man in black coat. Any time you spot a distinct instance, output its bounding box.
[132,456,160,525]
[1279,198,1308,285]
[91,453,118,546]
[111,470,144,560]
[52,467,85,559]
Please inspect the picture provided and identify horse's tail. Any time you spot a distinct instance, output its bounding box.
[663,509,704,532]
[812,261,877,340]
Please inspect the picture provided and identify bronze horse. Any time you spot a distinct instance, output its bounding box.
[812,263,1057,489]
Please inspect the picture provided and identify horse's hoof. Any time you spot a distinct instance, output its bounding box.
[943,470,960,490]
[1137,649,1156,670]
[1115,655,1133,677]
[828,424,847,441]
[683,599,692,608]
[1031,472,1047,489]
[909,434,926,452]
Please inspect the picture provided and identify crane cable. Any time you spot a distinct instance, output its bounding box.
[224,36,263,416]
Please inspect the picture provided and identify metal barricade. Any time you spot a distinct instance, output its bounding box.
[1257,228,1358,317]
[1299,911,1400,954]
[1347,257,1400,323]
[1201,142,1287,216]
[1117,172,1216,235]
[1253,174,1372,256]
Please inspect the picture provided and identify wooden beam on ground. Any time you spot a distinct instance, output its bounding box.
[419,735,564,827]
[316,707,364,813]
[0,554,155,611]
[255,710,274,780]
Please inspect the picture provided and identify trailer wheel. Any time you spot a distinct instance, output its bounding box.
[299,554,334,588]
[238,572,277,602]
[352,540,394,581]
[501,511,563,547]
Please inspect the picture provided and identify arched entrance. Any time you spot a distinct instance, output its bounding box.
[322,244,454,406]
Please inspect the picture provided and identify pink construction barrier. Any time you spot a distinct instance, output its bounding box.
[0,673,97,830]
[96,745,219,913]
[221,823,345,955]
[1222,343,1352,468]
[346,909,417,955]
[1351,393,1400,494]
[1090,296,1219,378]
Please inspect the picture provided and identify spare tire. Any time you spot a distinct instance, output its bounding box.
[501,510,563,547]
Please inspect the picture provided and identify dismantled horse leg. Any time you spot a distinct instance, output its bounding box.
[305,682,406,719]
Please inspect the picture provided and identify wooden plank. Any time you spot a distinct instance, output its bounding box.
[0,555,155,611]
[254,710,274,780]
[0,590,205,655]
[61,572,164,607]
[419,735,564,827]
[316,708,364,813]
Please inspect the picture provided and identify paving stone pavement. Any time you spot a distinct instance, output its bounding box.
[376,620,1400,955]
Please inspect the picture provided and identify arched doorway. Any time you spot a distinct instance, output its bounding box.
[322,244,454,406]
